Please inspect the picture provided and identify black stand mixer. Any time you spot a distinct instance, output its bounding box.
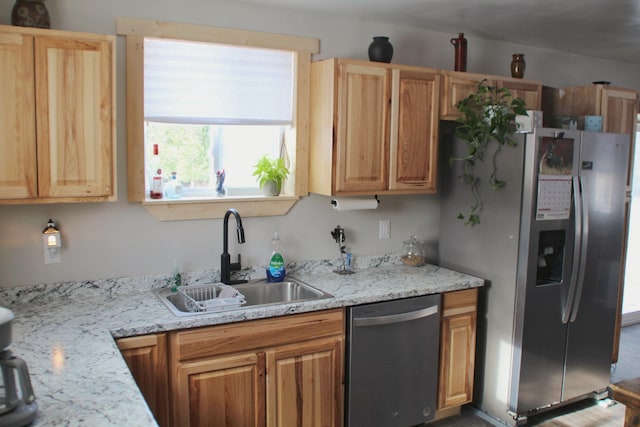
[0,307,37,427]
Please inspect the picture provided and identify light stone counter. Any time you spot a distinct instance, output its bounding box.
[0,255,483,426]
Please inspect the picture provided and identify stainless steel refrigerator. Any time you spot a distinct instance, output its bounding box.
[438,125,629,425]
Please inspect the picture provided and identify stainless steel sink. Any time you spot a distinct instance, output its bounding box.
[233,279,330,306]
[154,278,332,317]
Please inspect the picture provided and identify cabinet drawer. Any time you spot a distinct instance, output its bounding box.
[442,288,478,316]
[171,309,344,362]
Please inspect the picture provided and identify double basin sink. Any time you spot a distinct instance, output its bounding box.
[155,278,332,317]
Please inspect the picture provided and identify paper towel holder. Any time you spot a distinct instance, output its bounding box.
[330,195,379,208]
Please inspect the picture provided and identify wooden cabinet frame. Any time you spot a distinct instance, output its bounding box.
[116,17,320,220]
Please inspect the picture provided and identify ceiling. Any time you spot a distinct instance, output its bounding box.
[237,0,640,65]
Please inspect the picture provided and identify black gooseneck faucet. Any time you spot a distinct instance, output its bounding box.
[220,208,248,285]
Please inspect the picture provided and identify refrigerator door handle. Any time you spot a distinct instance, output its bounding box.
[563,176,583,324]
[570,176,589,322]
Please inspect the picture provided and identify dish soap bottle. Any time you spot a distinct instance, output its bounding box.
[266,232,286,282]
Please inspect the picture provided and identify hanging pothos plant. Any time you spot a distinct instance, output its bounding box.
[451,79,528,226]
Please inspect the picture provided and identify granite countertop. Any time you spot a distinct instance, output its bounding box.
[1,256,483,426]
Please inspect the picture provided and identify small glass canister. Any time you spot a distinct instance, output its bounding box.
[401,235,426,267]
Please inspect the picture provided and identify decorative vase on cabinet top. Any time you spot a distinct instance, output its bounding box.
[511,53,525,79]
[368,36,393,63]
[11,0,50,29]
[451,33,467,72]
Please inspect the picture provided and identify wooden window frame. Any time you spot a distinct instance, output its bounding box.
[116,17,319,220]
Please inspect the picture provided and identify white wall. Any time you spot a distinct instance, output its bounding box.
[1,0,639,288]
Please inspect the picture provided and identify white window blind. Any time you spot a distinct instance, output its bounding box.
[144,38,294,125]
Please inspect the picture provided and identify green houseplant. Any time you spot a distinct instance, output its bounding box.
[253,155,290,196]
[452,79,528,225]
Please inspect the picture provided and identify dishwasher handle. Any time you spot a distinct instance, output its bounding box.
[352,304,439,327]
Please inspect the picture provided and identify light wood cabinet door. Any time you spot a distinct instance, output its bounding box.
[266,336,344,427]
[498,79,542,111]
[599,87,638,135]
[0,25,116,204]
[175,352,266,427]
[0,30,37,199]
[441,71,541,120]
[117,334,171,427]
[440,71,496,120]
[35,34,115,199]
[335,62,390,193]
[438,288,478,410]
[389,69,440,192]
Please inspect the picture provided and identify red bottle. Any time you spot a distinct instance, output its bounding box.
[451,33,467,72]
[151,168,164,199]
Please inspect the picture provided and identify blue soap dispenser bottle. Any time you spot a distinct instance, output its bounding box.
[267,232,286,282]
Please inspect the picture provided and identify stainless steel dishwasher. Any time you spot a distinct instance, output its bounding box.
[346,294,440,427]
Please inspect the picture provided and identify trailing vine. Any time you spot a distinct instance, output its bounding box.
[452,79,528,225]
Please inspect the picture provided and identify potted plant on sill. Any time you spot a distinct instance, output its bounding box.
[253,155,290,196]
[452,79,528,226]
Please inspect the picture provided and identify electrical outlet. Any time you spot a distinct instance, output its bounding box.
[44,247,61,264]
[379,220,390,239]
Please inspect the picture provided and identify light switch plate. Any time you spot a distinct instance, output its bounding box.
[379,220,390,239]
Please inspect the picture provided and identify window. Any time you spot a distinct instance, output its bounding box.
[117,18,319,220]
[145,123,284,197]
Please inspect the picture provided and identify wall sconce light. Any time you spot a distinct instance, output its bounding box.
[42,219,62,264]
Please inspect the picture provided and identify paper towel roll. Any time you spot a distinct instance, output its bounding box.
[331,198,379,211]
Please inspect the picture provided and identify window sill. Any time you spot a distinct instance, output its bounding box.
[140,195,300,221]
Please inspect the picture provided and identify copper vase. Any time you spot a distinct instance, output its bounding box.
[511,53,525,79]
[451,33,467,72]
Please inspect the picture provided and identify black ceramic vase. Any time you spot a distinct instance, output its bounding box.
[368,36,393,63]
[11,0,50,29]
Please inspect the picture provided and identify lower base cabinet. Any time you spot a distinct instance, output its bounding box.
[116,333,171,427]
[118,295,479,426]
[169,309,345,427]
[175,352,265,426]
[437,288,478,411]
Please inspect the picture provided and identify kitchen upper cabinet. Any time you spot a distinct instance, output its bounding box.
[440,70,542,120]
[117,334,170,427]
[498,79,543,112]
[0,25,116,204]
[437,288,478,411]
[309,58,440,195]
[543,83,638,135]
[542,83,637,184]
[168,309,344,427]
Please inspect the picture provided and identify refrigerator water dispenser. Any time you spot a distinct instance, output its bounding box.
[536,230,566,285]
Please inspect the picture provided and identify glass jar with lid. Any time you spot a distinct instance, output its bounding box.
[401,235,426,267]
